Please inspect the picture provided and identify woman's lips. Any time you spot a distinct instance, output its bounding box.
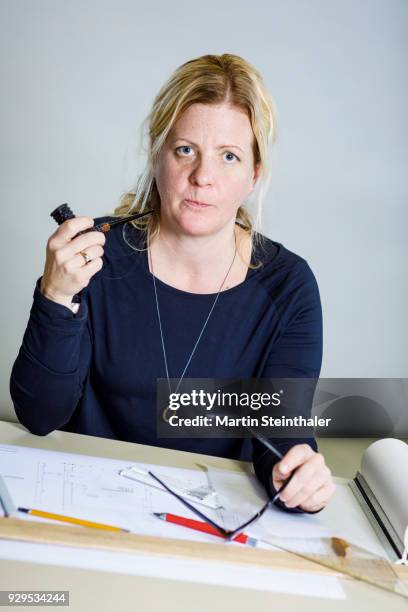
[184,199,212,208]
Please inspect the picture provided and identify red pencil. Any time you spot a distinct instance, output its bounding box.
[153,512,257,547]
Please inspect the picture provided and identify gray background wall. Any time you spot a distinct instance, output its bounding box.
[1,0,407,423]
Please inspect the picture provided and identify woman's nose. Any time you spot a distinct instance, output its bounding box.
[189,156,215,186]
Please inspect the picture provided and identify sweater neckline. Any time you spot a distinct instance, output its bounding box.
[122,223,281,299]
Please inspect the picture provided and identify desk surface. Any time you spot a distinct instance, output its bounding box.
[0,420,406,612]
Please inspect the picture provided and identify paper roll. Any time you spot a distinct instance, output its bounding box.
[360,438,408,544]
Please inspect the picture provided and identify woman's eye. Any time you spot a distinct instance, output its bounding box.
[224,151,239,163]
[176,146,193,156]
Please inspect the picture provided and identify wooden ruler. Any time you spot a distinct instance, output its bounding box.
[1,517,408,587]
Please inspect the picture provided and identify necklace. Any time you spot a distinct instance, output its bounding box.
[147,231,237,422]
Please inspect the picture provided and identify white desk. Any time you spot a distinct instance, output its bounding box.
[0,420,406,612]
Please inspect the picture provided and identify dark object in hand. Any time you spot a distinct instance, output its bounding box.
[50,203,153,236]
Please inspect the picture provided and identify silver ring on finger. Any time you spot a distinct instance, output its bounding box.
[80,250,92,265]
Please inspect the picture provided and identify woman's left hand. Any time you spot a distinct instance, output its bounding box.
[272,444,336,512]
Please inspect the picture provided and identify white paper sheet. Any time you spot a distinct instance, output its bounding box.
[0,444,339,543]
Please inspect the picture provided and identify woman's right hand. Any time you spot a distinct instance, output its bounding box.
[40,216,106,309]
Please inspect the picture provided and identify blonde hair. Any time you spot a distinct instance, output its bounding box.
[113,53,277,259]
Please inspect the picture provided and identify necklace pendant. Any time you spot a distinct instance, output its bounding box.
[162,404,172,423]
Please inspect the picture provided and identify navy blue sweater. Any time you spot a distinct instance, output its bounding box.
[10,218,323,514]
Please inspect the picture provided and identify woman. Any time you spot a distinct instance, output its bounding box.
[10,53,335,514]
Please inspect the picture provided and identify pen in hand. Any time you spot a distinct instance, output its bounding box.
[246,426,296,502]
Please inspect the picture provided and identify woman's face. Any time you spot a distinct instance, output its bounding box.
[154,102,261,237]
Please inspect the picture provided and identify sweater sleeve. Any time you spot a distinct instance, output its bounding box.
[9,277,92,435]
[252,260,324,514]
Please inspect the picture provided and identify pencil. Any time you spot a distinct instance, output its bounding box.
[18,507,130,533]
[154,512,258,547]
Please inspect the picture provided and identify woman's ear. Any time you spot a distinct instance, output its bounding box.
[251,163,262,190]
